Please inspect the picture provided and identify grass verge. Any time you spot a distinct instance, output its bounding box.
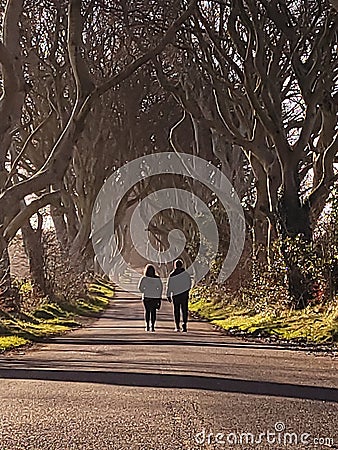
[190,286,338,345]
[0,278,114,353]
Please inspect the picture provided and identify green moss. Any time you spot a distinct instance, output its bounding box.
[190,287,338,345]
[88,280,115,299]
[0,279,114,350]
[34,303,69,320]
[0,336,28,351]
[17,311,41,324]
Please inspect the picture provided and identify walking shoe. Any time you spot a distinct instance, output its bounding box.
[182,324,187,332]
[145,325,150,332]
[151,326,155,332]
[175,327,181,332]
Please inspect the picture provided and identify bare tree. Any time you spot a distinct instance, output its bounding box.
[154,0,337,307]
[0,0,198,292]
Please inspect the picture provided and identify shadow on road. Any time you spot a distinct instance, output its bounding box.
[0,368,337,403]
[37,337,337,354]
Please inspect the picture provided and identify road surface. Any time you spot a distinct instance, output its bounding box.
[0,289,337,449]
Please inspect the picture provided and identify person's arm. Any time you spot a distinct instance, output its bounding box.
[138,277,145,293]
[166,276,172,301]
[186,272,192,291]
[158,278,163,298]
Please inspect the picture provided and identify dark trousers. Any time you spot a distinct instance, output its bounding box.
[173,294,189,327]
[143,298,158,326]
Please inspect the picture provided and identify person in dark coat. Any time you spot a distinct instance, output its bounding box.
[166,259,192,332]
[138,264,163,332]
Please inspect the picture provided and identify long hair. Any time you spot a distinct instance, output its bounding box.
[144,264,156,277]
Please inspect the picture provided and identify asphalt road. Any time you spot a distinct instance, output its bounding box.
[0,289,337,450]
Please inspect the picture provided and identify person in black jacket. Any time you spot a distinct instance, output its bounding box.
[138,265,163,332]
[166,259,192,332]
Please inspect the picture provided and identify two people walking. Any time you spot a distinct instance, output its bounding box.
[138,259,192,332]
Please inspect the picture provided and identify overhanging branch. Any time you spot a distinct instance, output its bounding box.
[4,191,60,241]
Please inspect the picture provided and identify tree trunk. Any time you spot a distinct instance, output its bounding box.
[21,213,45,293]
[0,245,11,291]
[50,203,68,251]
[280,237,314,310]
[277,165,314,309]
[277,191,312,239]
